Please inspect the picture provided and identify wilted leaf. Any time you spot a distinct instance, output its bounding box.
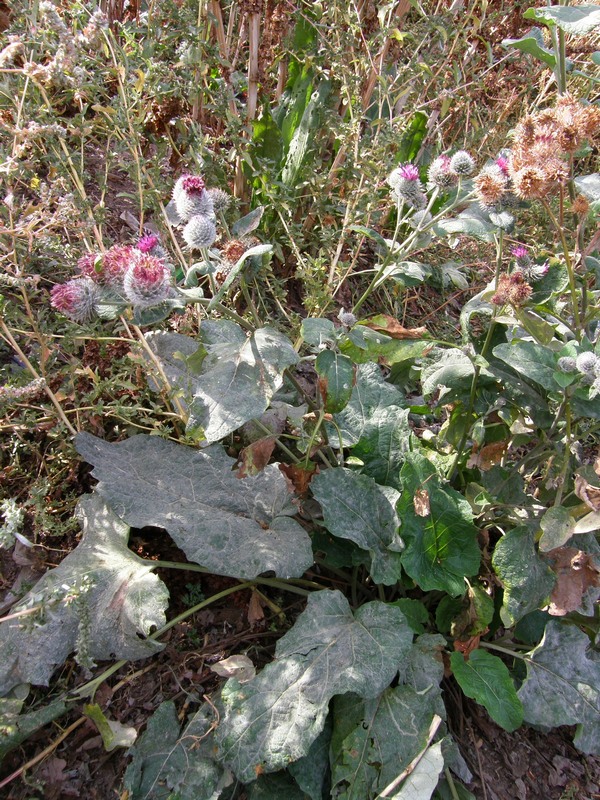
[390,740,444,800]
[210,655,256,683]
[237,437,277,477]
[84,703,137,751]
[123,699,228,800]
[362,314,427,339]
[398,453,480,596]
[546,547,600,616]
[216,590,413,783]
[75,433,313,580]
[330,686,442,800]
[518,621,600,754]
[575,470,600,512]
[466,441,509,472]
[0,494,168,695]
[492,525,556,625]
[312,468,404,584]
[450,650,523,732]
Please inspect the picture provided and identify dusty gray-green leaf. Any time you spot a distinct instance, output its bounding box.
[575,173,600,202]
[75,433,312,580]
[421,349,476,402]
[524,4,600,35]
[492,526,556,625]
[247,772,309,799]
[539,507,575,552]
[330,683,442,800]
[123,699,227,800]
[0,695,70,760]
[398,453,480,596]
[288,717,332,800]
[187,321,299,442]
[144,331,203,405]
[433,204,496,242]
[518,621,600,754]
[301,317,337,347]
[0,494,168,695]
[312,468,404,584]
[231,205,265,238]
[450,650,523,732]
[216,590,412,783]
[390,740,444,800]
[351,406,411,489]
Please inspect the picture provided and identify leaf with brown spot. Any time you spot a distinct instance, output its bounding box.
[236,437,277,478]
[546,547,600,616]
[466,441,509,471]
[362,314,427,339]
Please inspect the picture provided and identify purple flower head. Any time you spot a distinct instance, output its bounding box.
[398,164,420,182]
[512,246,529,261]
[181,174,206,194]
[137,234,159,253]
[51,277,99,323]
[496,155,510,175]
[123,253,171,308]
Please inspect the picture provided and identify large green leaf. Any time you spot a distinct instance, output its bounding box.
[216,590,413,783]
[493,341,558,391]
[502,27,557,68]
[421,349,477,402]
[247,773,310,799]
[492,525,556,625]
[524,4,600,35]
[518,621,600,754]
[75,433,312,580]
[288,717,332,800]
[333,363,405,447]
[123,700,227,800]
[0,494,168,695]
[450,650,523,732]
[312,468,404,584]
[398,453,480,596]
[187,321,298,441]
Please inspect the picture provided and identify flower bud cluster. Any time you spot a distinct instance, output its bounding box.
[558,351,600,397]
[172,174,225,251]
[51,238,174,322]
[427,150,476,190]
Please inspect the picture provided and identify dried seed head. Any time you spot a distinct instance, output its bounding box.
[511,166,548,200]
[474,167,508,206]
[572,195,590,216]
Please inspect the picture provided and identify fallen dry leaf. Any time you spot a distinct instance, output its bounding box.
[575,474,600,512]
[363,314,427,339]
[467,441,509,471]
[278,462,317,497]
[546,547,600,616]
[247,590,265,626]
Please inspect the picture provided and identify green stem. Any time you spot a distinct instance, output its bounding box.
[151,560,319,594]
[541,199,581,331]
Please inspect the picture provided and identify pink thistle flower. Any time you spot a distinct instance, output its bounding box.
[51,278,99,323]
[137,234,159,253]
[511,246,529,260]
[398,164,420,181]
[123,253,172,308]
[102,245,137,285]
[181,174,206,194]
[496,155,510,175]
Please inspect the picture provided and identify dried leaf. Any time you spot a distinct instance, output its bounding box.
[414,489,431,517]
[546,547,600,616]
[236,437,277,477]
[363,314,427,340]
[467,441,509,471]
[211,655,256,684]
[278,463,317,497]
[575,474,600,512]
[247,590,266,626]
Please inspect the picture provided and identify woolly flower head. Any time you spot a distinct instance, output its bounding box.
[174,178,214,222]
[51,277,100,323]
[495,155,510,176]
[207,187,232,214]
[428,155,458,189]
[474,165,508,208]
[511,246,531,268]
[123,254,172,308]
[137,233,170,262]
[183,214,217,249]
[338,309,357,328]
[449,150,475,176]
[576,352,598,375]
[557,356,577,373]
[78,245,137,286]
